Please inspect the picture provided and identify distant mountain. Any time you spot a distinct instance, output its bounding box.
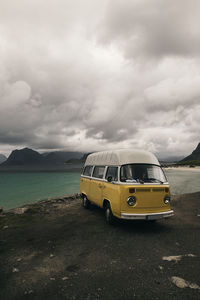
[0,154,7,164]
[159,155,185,163]
[66,158,83,164]
[43,151,83,164]
[81,153,91,162]
[65,153,91,164]
[1,148,44,166]
[0,147,85,168]
[180,143,200,162]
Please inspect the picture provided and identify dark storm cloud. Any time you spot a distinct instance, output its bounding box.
[0,0,199,156]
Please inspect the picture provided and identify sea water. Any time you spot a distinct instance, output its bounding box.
[0,169,200,210]
[0,171,81,210]
[165,168,200,195]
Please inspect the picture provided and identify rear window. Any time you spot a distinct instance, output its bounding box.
[92,166,105,179]
[105,166,118,181]
[83,166,93,177]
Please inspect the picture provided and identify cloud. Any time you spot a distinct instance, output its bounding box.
[97,0,200,59]
[144,76,200,111]
[0,0,199,157]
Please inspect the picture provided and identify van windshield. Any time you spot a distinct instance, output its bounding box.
[120,164,167,184]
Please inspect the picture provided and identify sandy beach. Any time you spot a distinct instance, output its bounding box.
[164,166,200,172]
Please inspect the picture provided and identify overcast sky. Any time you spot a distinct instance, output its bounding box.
[0,0,200,158]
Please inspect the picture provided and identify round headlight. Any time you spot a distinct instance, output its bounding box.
[164,195,170,204]
[127,196,136,206]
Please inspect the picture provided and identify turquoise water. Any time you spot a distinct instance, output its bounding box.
[0,169,199,210]
[0,171,81,210]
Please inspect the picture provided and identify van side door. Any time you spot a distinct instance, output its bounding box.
[80,165,93,199]
[104,166,120,215]
[90,166,105,207]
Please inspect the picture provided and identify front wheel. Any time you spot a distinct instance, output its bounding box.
[82,195,90,209]
[105,203,115,225]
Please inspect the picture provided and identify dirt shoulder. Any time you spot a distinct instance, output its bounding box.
[0,192,200,300]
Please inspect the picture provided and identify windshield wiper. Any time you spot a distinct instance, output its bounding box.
[147,178,164,184]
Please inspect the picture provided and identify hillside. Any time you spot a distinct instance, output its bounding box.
[179,143,200,165]
[0,154,7,164]
[1,148,44,166]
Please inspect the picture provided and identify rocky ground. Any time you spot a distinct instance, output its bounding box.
[0,192,200,300]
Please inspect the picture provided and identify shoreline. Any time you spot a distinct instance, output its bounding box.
[164,166,200,171]
[1,190,200,215]
[0,193,81,214]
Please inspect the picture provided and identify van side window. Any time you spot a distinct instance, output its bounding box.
[92,166,105,179]
[106,166,118,181]
[83,166,93,177]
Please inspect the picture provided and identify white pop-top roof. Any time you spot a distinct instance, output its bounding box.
[85,149,160,166]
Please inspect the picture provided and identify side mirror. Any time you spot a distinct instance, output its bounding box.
[107,176,113,182]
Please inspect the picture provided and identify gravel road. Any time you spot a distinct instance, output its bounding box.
[0,192,200,300]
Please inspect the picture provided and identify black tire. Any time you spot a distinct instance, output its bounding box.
[105,203,115,225]
[82,195,90,209]
[149,219,157,223]
[145,219,157,223]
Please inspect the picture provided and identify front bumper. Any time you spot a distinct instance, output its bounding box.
[120,210,174,220]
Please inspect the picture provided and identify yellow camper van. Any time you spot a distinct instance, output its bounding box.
[80,149,174,224]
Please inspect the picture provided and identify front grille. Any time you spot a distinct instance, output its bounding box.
[136,188,151,192]
[152,188,165,192]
